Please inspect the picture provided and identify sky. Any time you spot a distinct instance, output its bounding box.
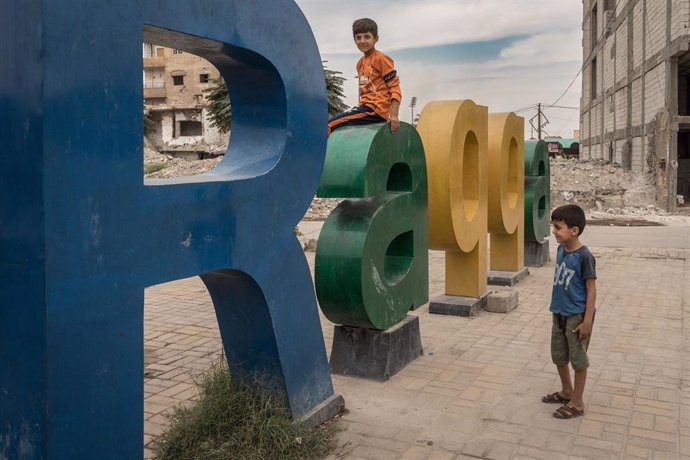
[294,0,583,139]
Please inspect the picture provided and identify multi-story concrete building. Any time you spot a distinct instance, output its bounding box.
[580,0,690,209]
[143,43,225,156]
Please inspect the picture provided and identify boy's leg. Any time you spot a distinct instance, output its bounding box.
[550,314,574,400]
[565,313,592,411]
[542,313,573,402]
[327,105,386,136]
[570,368,587,410]
[556,364,574,400]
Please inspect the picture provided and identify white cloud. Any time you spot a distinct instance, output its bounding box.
[397,57,582,137]
[296,0,581,54]
[297,1,584,138]
[500,30,582,65]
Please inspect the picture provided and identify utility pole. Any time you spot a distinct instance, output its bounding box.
[529,103,549,140]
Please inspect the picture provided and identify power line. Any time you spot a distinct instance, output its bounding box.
[553,109,579,137]
[549,0,625,107]
[518,104,579,137]
[543,104,579,110]
[513,103,539,113]
[550,67,582,107]
[543,114,579,122]
[515,106,539,114]
[513,102,578,115]
[528,103,549,139]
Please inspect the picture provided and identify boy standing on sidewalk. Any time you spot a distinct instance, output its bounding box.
[542,204,597,419]
[327,18,402,136]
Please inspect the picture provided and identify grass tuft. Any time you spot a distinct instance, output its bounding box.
[144,163,166,175]
[152,361,337,460]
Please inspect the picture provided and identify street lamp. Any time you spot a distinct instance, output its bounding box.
[409,96,417,125]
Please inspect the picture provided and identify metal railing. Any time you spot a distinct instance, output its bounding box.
[144,81,165,89]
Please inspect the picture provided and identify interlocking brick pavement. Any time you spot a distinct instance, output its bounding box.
[143,223,690,459]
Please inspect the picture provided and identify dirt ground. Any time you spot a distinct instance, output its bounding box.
[143,139,689,227]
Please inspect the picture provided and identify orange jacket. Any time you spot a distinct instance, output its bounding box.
[357,50,402,120]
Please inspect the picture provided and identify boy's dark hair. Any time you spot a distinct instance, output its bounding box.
[551,204,587,236]
[352,18,378,37]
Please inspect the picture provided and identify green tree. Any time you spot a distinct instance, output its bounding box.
[202,78,232,134]
[323,61,349,117]
[202,62,348,133]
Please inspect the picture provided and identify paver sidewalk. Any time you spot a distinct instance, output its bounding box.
[143,223,690,459]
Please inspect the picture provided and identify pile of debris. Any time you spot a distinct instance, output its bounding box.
[304,198,342,221]
[306,158,660,221]
[143,139,669,222]
[143,137,344,219]
[144,136,224,179]
[550,157,656,212]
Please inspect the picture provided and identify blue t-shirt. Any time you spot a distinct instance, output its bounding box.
[549,244,597,316]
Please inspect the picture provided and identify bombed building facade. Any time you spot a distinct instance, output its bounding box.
[580,0,690,210]
[143,44,226,157]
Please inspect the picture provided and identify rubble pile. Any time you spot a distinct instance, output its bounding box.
[304,198,343,221]
[143,137,223,179]
[142,137,343,221]
[144,138,678,224]
[550,157,656,212]
[306,158,660,221]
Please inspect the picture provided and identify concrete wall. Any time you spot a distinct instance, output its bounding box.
[143,45,227,151]
[144,45,221,108]
[671,0,690,41]
[146,108,224,151]
[581,0,690,209]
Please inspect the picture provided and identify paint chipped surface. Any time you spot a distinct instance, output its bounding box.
[84,197,102,248]
[370,260,388,297]
[1,421,37,460]
[89,212,101,246]
[1,429,7,460]
[180,231,193,248]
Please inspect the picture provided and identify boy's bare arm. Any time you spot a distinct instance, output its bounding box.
[389,99,400,133]
[575,278,596,340]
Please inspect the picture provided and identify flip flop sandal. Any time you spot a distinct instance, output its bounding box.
[541,392,570,404]
[553,403,584,419]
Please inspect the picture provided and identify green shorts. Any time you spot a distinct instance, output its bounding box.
[551,313,592,370]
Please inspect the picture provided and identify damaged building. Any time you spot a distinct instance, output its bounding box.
[580,0,690,210]
[143,43,226,158]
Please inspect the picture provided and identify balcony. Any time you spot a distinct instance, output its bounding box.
[143,56,166,69]
[144,81,166,98]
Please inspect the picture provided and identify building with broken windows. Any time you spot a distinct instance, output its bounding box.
[580,0,690,210]
[143,44,225,158]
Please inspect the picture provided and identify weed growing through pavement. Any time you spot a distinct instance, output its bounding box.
[152,361,338,460]
[144,163,166,175]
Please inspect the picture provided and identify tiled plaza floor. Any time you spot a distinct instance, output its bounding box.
[143,223,690,459]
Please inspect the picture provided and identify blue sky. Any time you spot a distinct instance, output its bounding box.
[294,0,583,138]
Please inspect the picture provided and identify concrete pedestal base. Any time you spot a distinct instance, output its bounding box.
[429,293,489,317]
[488,267,530,287]
[329,315,422,381]
[486,288,519,313]
[525,239,550,267]
[295,394,345,428]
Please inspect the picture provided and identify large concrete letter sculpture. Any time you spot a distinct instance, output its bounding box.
[315,123,428,379]
[0,1,342,458]
[487,113,527,286]
[417,100,490,315]
[524,140,551,266]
